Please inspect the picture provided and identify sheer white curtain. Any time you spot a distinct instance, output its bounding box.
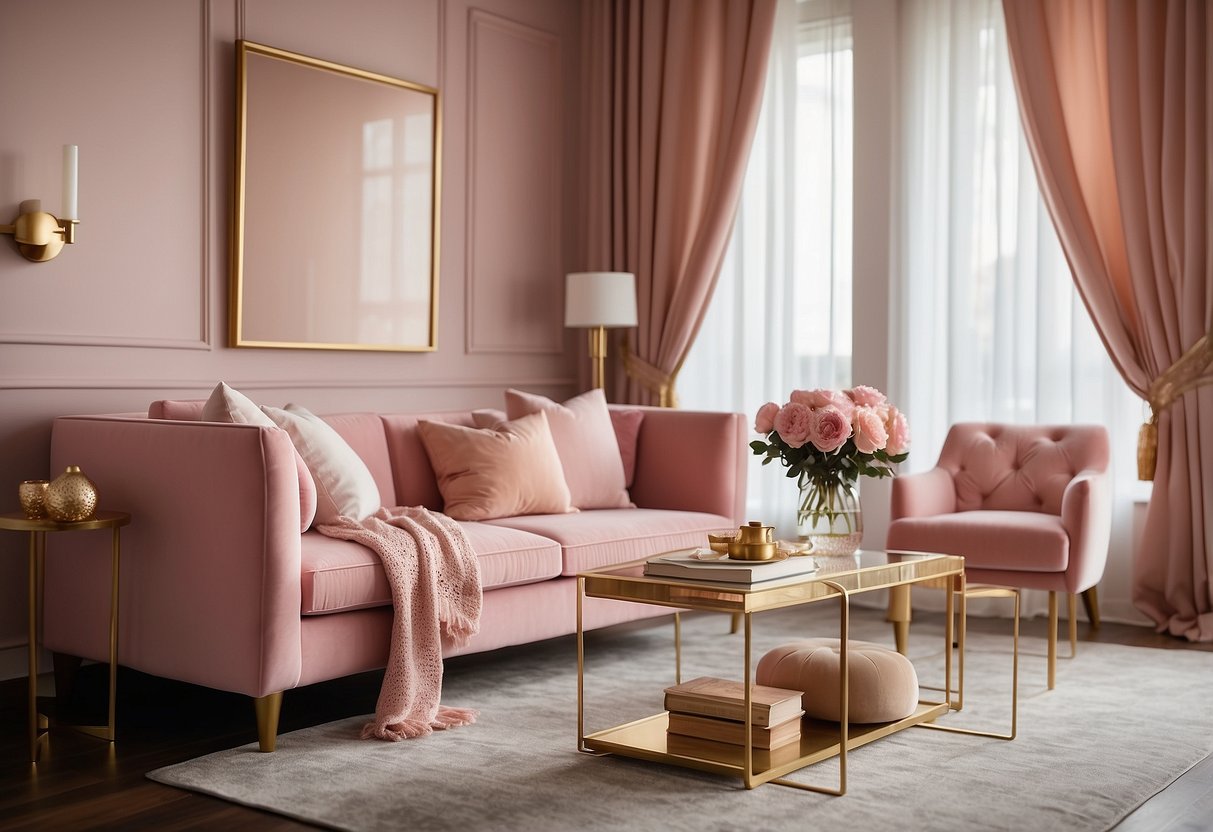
[893,0,1146,622]
[681,0,854,537]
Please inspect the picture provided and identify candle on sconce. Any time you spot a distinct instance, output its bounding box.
[62,144,78,221]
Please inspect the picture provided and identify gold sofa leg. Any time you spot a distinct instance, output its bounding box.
[729,612,741,634]
[1082,586,1101,628]
[255,692,283,752]
[1068,593,1078,659]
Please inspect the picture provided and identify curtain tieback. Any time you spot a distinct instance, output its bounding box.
[622,336,679,408]
[1137,327,1213,480]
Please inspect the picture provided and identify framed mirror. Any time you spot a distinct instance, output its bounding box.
[231,41,440,351]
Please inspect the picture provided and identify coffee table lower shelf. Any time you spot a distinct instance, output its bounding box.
[583,701,950,785]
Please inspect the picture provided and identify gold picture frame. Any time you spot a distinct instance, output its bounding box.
[231,40,441,351]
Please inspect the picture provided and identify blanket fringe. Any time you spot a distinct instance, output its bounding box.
[432,706,479,729]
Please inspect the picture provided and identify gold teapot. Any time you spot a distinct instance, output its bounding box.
[727,521,778,561]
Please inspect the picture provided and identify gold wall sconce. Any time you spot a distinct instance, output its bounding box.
[0,145,79,262]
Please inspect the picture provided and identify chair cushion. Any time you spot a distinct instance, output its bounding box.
[887,510,1069,572]
[757,638,919,723]
[487,508,734,574]
[300,522,563,614]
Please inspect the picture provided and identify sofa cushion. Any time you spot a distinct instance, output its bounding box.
[319,412,397,508]
[148,399,206,420]
[487,508,734,575]
[263,405,382,524]
[300,522,563,614]
[417,412,574,521]
[887,510,1069,572]
[504,389,633,510]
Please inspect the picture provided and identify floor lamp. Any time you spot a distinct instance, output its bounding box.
[565,272,637,391]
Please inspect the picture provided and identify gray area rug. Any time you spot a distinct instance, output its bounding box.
[148,605,1213,831]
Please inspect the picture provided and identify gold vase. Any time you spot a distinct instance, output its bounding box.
[45,465,98,522]
[17,480,50,519]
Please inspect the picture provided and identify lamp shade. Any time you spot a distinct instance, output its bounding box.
[564,272,638,328]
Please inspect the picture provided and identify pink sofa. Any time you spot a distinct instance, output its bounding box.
[44,402,747,750]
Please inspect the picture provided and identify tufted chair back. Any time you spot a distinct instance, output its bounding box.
[936,423,1110,516]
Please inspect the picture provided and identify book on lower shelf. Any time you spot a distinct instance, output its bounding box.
[665,732,805,769]
[663,676,804,728]
[666,710,803,749]
[643,550,818,584]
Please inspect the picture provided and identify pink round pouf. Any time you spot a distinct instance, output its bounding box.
[756,638,919,724]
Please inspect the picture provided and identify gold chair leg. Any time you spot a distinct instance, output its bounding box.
[1047,591,1057,690]
[888,584,912,654]
[255,692,283,752]
[1067,593,1078,659]
[1082,586,1101,628]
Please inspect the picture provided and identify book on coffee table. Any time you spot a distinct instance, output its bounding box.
[666,711,803,749]
[663,676,804,727]
[643,550,818,584]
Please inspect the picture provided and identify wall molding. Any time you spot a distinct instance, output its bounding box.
[0,0,212,352]
[464,8,564,356]
[1,376,577,391]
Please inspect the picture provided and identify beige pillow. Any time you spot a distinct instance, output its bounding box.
[504,388,633,509]
[416,411,574,521]
[202,382,318,531]
[261,404,381,524]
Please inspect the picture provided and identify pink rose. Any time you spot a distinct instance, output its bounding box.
[754,401,780,435]
[885,407,911,455]
[848,385,887,408]
[773,402,814,448]
[790,388,835,409]
[809,406,852,453]
[852,406,889,454]
[830,391,855,420]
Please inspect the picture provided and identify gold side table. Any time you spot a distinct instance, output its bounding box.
[0,510,130,762]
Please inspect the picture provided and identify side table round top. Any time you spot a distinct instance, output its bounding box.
[0,511,131,532]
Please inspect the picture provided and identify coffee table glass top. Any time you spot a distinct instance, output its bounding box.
[580,549,963,615]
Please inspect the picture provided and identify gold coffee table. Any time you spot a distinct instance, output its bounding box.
[577,549,965,795]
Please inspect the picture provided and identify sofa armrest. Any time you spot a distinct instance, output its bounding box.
[627,409,747,522]
[44,416,303,698]
[1060,469,1112,593]
[890,467,957,520]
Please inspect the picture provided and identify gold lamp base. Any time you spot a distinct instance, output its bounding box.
[588,326,607,390]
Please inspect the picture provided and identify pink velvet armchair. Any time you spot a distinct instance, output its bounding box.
[886,423,1111,688]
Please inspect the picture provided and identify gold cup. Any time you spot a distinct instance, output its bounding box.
[18,480,49,519]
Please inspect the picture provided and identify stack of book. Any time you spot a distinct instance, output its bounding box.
[663,676,804,759]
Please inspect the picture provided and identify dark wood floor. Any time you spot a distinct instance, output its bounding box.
[1,611,1210,831]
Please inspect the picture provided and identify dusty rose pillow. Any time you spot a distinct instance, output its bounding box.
[417,411,574,521]
[609,408,644,488]
[504,389,633,509]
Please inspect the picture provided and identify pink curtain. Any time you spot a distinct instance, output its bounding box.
[1004,0,1212,640]
[582,0,776,406]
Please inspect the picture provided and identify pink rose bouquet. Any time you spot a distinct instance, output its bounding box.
[750,386,911,488]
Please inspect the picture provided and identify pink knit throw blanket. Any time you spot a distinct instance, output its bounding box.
[317,506,482,741]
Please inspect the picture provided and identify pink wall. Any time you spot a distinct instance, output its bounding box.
[0,0,582,672]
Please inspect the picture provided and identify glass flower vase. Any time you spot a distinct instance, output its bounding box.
[797,475,863,556]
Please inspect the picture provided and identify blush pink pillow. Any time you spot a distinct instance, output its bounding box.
[416,411,574,521]
[504,389,633,509]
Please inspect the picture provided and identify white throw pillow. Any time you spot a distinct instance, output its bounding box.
[261,404,381,524]
[202,381,275,426]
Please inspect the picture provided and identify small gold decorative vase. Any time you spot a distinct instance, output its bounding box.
[45,465,98,522]
[17,480,50,519]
